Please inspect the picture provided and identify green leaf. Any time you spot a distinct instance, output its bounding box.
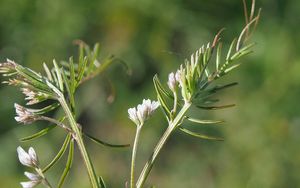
[69,57,76,93]
[77,57,88,83]
[98,176,107,188]
[153,75,172,117]
[42,134,71,173]
[16,66,51,93]
[224,63,242,74]
[187,117,224,125]
[84,133,130,148]
[29,103,60,115]
[20,126,56,142]
[216,43,222,71]
[226,38,237,61]
[87,43,100,74]
[61,69,75,109]
[43,63,53,82]
[196,104,235,110]
[53,60,64,91]
[58,139,74,188]
[179,127,224,141]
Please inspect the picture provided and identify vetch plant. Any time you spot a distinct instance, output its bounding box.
[0,0,260,187]
[128,1,261,187]
[0,42,129,188]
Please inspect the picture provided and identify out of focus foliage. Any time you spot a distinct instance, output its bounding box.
[0,0,299,187]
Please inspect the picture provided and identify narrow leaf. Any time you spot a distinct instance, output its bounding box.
[69,57,76,93]
[20,126,56,142]
[216,43,222,70]
[197,104,235,110]
[43,63,53,81]
[87,43,100,73]
[42,134,71,173]
[28,103,60,115]
[187,117,224,125]
[61,70,75,109]
[77,57,88,83]
[84,133,130,148]
[179,128,224,141]
[53,60,64,91]
[98,176,107,188]
[153,75,171,117]
[226,38,237,61]
[58,139,74,188]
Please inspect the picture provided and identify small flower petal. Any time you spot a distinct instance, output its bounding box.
[17,146,33,167]
[20,181,40,188]
[24,172,41,181]
[167,72,177,91]
[28,147,39,166]
[14,103,37,124]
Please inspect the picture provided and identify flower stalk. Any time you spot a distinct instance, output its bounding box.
[136,102,191,188]
[59,96,99,188]
[130,125,142,188]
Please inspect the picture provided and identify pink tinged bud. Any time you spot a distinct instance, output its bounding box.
[14,103,37,124]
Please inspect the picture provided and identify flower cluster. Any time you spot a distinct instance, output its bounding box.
[128,99,160,126]
[20,172,42,188]
[14,103,39,124]
[17,146,43,188]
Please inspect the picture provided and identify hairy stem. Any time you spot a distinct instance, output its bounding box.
[130,125,142,188]
[59,97,99,188]
[136,102,191,188]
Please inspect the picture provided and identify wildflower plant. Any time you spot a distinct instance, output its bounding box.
[128,1,261,187]
[0,42,129,188]
[0,0,260,187]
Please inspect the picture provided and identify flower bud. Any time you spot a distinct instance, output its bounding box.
[14,103,38,124]
[167,72,177,91]
[128,99,160,126]
[17,146,39,168]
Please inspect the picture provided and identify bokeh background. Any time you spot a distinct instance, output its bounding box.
[0,0,299,187]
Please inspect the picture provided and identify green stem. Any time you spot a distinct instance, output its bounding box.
[130,125,142,188]
[136,102,191,188]
[59,97,99,188]
[35,168,52,188]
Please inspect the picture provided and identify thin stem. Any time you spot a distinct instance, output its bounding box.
[39,116,73,133]
[136,102,191,188]
[171,91,178,118]
[130,125,142,188]
[35,168,52,188]
[59,97,99,188]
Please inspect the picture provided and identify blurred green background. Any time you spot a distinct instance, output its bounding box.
[0,0,300,187]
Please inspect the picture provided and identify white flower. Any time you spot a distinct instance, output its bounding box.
[128,99,160,125]
[175,67,185,88]
[24,172,41,181]
[21,88,40,105]
[128,107,139,125]
[167,72,177,91]
[14,103,38,124]
[20,180,40,188]
[21,172,42,188]
[17,146,39,167]
[0,59,16,73]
